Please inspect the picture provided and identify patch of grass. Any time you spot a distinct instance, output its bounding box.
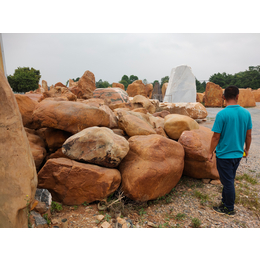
[191,217,201,228]
[73,205,78,210]
[236,173,258,185]
[51,201,63,213]
[139,208,147,216]
[193,190,209,205]
[82,201,89,206]
[43,213,51,226]
[175,213,186,221]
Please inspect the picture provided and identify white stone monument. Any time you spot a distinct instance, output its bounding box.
[163,65,196,103]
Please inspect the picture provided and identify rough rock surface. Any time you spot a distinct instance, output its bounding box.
[237,88,256,107]
[37,158,121,205]
[145,84,153,98]
[162,83,168,99]
[204,82,223,107]
[131,95,156,114]
[15,94,39,128]
[163,65,196,103]
[117,112,156,137]
[119,134,184,201]
[24,93,43,102]
[39,86,77,102]
[93,88,131,108]
[99,105,118,129]
[32,100,110,134]
[0,69,37,228]
[44,128,72,152]
[252,89,260,102]
[25,128,47,171]
[126,80,147,97]
[112,83,125,90]
[164,114,199,140]
[159,102,208,119]
[62,127,129,168]
[196,93,205,103]
[153,110,170,118]
[77,70,96,99]
[178,126,219,179]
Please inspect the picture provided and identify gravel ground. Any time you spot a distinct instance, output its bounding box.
[45,103,260,228]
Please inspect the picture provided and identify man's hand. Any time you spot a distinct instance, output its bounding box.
[208,152,214,162]
[244,148,249,157]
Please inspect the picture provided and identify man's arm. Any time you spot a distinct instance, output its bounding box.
[244,129,252,157]
[208,132,221,162]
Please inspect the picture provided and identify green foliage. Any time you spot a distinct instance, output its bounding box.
[153,80,159,87]
[196,78,206,93]
[96,79,111,88]
[191,217,201,228]
[119,74,139,90]
[209,66,260,89]
[104,213,111,222]
[161,76,169,86]
[82,201,89,206]
[43,213,51,226]
[175,213,186,220]
[139,208,147,216]
[193,190,209,205]
[7,67,41,93]
[235,173,258,184]
[51,201,63,213]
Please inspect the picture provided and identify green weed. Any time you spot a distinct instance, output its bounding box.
[191,217,201,228]
[51,201,63,213]
[175,213,186,220]
[236,173,258,184]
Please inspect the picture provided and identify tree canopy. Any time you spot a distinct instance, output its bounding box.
[8,67,41,93]
[161,76,169,86]
[96,79,111,88]
[196,79,206,93]
[209,66,260,89]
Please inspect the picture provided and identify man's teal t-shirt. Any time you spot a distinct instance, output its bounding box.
[212,105,252,159]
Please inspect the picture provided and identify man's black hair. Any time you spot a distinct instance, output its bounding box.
[224,85,239,101]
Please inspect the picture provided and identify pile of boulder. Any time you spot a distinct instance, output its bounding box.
[1,69,220,227]
[196,82,258,107]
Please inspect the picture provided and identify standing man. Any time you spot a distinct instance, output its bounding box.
[208,85,252,216]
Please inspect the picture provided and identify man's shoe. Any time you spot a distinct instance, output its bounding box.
[213,205,235,217]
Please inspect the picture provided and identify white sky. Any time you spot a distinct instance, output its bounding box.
[1,1,260,87]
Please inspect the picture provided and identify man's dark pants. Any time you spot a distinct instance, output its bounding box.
[216,157,242,211]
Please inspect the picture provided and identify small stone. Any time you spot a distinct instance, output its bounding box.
[117,217,126,225]
[51,218,59,225]
[101,221,111,228]
[210,180,221,185]
[202,178,211,184]
[148,221,157,228]
[34,201,48,214]
[30,211,48,228]
[96,215,104,221]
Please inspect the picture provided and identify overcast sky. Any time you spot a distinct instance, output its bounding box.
[2,33,260,86]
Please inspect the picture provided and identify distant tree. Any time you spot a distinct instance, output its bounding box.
[7,67,41,93]
[96,79,111,88]
[129,75,139,84]
[161,76,169,87]
[153,80,159,87]
[143,79,148,85]
[196,78,206,93]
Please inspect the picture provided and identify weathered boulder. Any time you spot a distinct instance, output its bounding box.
[149,99,160,112]
[132,108,148,114]
[99,105,118,129]
[196,93,205,103]
[24,93,43,102]
[145,84,153,98]
[117,112,156,137]
[149,115,165,129]
[42,80,48,92]
[237,88,256,107]
[155,126,168,138]
[112,82,125,90]
[0,69,37,228]
[25,128,47,171]
[54,82,67,88]
[15,94,39,128]
[119,135,184,201]
[126,80,146,97]
[69,79,78,88]
[62,127,129,168]
[162,83,168,99]
[159,102,208,119]
[204,82,223,107]
[37,158,121,205]
[164,114,199,140]
[32,100,110,134]
[131,95,156,114]
[178,126,219,179]
[46,148,70,160]
[163,65,196,103]
[39,86,77,102]
[77,70,96,99]
[93,88,131,109]
[252,89,260,102]
[79,98,107,107]
[153,110,170,118]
